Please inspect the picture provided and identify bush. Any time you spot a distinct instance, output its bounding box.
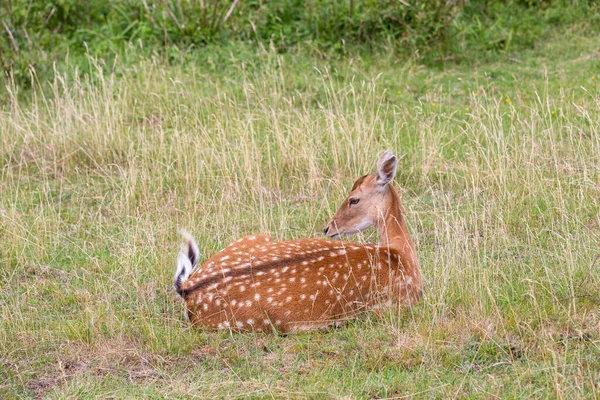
[236,0,462,51]
[1,0,598,88]
[1,1,463,83]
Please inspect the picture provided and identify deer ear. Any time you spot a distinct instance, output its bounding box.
[376,150,398,186]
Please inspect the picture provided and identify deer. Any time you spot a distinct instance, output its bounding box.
[174,150,422,333]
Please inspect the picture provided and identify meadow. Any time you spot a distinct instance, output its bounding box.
[1,29,600,399]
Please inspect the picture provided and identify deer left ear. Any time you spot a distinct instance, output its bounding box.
[376,150,398,186]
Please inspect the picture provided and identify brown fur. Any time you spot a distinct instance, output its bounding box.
[178,151,422,333]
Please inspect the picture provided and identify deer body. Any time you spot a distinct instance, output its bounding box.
[175,151,421,333]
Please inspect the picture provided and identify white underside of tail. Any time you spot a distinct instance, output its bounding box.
[174,230,200,296]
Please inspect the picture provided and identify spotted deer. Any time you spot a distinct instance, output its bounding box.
[174,150,422,333]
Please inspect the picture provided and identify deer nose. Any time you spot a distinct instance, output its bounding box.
[323,226,329,235]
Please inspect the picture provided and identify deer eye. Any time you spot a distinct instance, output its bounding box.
[349,198,360,206]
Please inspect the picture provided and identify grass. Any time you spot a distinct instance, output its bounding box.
[1,31,600,398]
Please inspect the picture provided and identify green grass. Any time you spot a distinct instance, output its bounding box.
[1,30,600,398]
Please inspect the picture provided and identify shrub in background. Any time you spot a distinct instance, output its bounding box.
[1,0,598,88]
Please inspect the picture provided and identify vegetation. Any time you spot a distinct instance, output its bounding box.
[2,0,599,87]
[1,0,599,398]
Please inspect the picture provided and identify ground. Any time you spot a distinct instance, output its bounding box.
[1,29,599,398]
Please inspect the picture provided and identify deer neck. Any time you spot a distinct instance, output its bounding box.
[375,185,420,277]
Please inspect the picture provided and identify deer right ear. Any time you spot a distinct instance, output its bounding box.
[376,150,398,186]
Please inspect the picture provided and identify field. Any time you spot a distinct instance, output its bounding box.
[1,30,600,398]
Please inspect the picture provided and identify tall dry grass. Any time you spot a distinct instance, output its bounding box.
[1,50,599,396]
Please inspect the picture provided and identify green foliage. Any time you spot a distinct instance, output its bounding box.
[1,0,235,86]
[455,0,600,53]
[1,0,463,55]
[2,0,599,88]
[238,0,461,51]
